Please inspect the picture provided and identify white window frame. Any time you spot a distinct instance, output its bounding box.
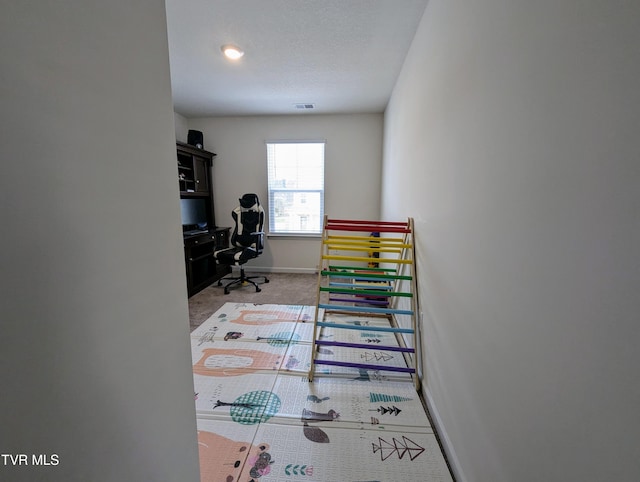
[266,140,325,236]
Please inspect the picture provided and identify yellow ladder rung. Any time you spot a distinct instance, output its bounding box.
[322,254,412,264]
[326,235,406,243]
[325,244,403,254]
[324,239,412,249]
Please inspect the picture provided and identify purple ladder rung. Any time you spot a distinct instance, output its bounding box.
[314,359,416,373]
[315,340,414,353]
[329,296,389,306]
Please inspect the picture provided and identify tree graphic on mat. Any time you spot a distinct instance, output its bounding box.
[213,390,281,425]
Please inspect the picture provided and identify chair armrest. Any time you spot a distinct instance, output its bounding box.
[250,231,265,252]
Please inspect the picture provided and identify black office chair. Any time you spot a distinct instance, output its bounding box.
[214,193,269,294]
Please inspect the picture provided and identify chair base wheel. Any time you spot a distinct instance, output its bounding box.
[217,268,267,294]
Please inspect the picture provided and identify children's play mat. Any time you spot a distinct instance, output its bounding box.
[191,302,453,482]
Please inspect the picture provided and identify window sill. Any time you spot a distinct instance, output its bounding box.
[267,233,322,239]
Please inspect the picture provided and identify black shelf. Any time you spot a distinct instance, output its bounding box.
[176,141,230,297]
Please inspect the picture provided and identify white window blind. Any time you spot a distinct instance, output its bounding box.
[266,141,325,235]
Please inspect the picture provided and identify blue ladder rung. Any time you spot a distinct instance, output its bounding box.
[314,359,416,374]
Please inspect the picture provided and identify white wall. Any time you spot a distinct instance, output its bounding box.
[188,114,384,272]
[174,111,189,143]
[383,1,640,481]
[0,2,200,481]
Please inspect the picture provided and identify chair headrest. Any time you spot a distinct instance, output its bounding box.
[239,193,259,209]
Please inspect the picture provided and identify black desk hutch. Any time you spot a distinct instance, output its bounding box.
[176,141,230,297]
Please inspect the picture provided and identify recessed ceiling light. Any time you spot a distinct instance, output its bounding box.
[221,44,244,60]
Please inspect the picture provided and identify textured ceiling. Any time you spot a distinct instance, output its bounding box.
[166,0,428,117]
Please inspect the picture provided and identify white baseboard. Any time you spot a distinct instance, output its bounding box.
[423,387,467,482]
[230,266,317,275]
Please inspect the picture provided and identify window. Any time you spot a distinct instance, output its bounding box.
[266,141,325,235]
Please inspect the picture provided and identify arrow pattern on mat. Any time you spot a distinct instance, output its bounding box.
[285,464,308,476]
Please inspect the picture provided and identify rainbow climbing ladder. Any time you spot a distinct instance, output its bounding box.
[309,217,421,390]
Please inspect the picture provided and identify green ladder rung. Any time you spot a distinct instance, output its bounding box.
[320,287,412,297]
[316,321,414,334]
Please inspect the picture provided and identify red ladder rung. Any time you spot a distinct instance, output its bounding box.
[326,223,410,233]
[327,219,408,227]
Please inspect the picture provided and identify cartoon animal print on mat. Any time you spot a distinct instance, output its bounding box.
[285,355,300,370]
[197,431,273,482]
[229,310,297,325]
[224,331,244,341]
[301,408,340,443]
[299,311,312,322]
[351,368,388,382]
[193,348,282,376]
[301,409,340,422]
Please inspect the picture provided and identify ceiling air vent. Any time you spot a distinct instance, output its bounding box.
[294,103,315,110]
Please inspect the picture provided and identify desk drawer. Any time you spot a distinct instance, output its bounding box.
[184,233,216,248]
